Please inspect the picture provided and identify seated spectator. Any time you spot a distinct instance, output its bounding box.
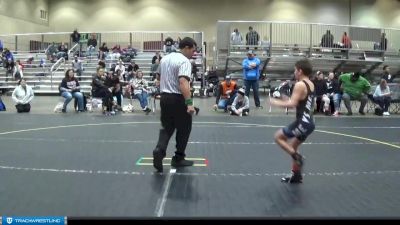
[105,69,123,111]
[373,79,392,116]
[123,44,137,59]
[91,68,116,115]
[12,78,34,113]
[150,59,160,81]
[71,56,83,81]
[229,88,249,116]
[339,72,371,115]
[115,59,126,81]
[59,69,84,113]
[313,71,328,114]
[130,70,151,114]
[46,42,58,62]
[326,72,341,116]
[152,51,162,64]
[57,42,68,60]
[381,65,395,83]
[213,75,238,112]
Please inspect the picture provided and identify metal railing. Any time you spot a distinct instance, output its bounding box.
[50,57,66,88]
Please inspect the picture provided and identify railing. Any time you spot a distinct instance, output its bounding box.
[67,43,79,58]
[216,20,400,66]
[50,57,66,88]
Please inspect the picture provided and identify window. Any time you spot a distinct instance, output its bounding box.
[40,9,48,21]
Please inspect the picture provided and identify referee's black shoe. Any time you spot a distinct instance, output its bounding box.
[171,156,194,167]
[153,148,165,173]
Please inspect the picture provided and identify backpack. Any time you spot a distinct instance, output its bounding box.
[0,96,6,111]
[374,107,383,116]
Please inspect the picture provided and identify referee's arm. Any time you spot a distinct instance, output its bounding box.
[179,76,191,101]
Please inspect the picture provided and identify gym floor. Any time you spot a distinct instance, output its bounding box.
[0,96,399,218]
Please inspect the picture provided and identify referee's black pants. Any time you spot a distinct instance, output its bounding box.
[155,93,192,159]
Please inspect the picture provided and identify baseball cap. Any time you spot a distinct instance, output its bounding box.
[247,50,254,55]
[225,75,231,80]
[238,88,245,95]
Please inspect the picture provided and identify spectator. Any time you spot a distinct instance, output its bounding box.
[105,70,123,111]
[46,42,57,62]
[313,71,328,114]
[87,34,97,57]
[99,42,109,60]
[373,79,392,116]
[246,26,260,49]
[229,88,250,116]
[242,50,262,108]
[59,69,84,113]
[70,29,81,56]
[321,30,334,48]
[91,68,116,115]
[231,28,243,46]
[326,72,341,116]
[57,42,68,60]
[152,51,162,64]
[71,56,83,81]
[3,48,14,82]
[131,70,151,114]
[150,59,160,81]
[123,44,137,60]
[339,71,371,116]
[12,78,34,113]
[164,36,174,53]
[13,60,24,80]
[213,75,238,112]
[381,65,395,83]
[341,32,352,48]
[380,33,387,51]
[115,59,126,81]
[0,40,3,52]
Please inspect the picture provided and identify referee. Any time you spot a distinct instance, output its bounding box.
[152,37,197,173]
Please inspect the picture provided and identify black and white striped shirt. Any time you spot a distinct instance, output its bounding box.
[159,52,192,94]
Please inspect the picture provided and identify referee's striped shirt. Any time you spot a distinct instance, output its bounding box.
[159,52,192,94]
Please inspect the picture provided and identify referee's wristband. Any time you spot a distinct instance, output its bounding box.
[185,98,193,106]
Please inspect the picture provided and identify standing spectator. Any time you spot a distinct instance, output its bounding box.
[373,79,392,116]
[339,72,371,116]
[71,29,81,56]
[381,65,395,83]
[12,78,34,113]
[380,33,387,51]
[231,28,243,46]
[242,50,262,108]
[213,75,237,112]
[321,30,334,48]
[71,56,83,81]
[341,32,352,48]
[246,26,260,49]
[3,48,14,82]
[86,33,97,57]
[99,43,109,60]
[13,60,24,80]
[152,37,197,173]
[59,69,84,113]
[164,36,174,53]
[229,88,250,116]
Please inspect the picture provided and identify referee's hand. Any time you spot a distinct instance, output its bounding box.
[187,105,195,115]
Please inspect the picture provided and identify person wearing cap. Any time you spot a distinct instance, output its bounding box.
[338,71,371,116]
[152,37,197,173]
[229,88,250,116]
[242,50,262,108]
[213,75,238,112]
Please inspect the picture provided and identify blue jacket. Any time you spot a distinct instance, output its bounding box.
[242,57,260,80]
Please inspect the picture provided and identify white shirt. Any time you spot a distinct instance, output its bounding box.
[159,52,191,94]
[12,85,34,105]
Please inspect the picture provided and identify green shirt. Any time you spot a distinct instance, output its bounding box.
[339,73,371,99]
